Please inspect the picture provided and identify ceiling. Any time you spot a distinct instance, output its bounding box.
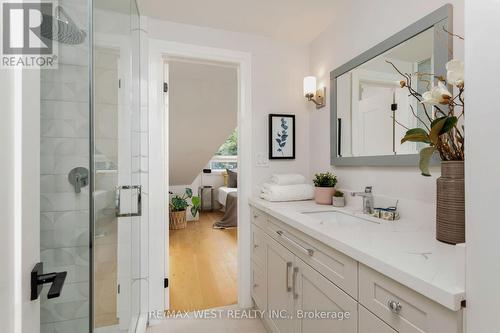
[137,0,340,44]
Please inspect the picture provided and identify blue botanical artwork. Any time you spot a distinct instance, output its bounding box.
[270,115,294,159]
[275,118,289,156]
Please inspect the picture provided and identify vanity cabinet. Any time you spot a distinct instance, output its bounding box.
[250,207,463,333]
[294,257,358,333]
[260,231,358,333]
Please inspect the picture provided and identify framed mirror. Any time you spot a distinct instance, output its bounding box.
[330,4,453,166]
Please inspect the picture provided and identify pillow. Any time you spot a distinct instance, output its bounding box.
[227,169,238,188]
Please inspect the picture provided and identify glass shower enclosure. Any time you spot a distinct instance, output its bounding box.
[39,0,146,332]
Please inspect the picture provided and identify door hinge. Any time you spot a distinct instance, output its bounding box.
[163,82,168,92]
[164,278,169,288]
[118,79,121,88]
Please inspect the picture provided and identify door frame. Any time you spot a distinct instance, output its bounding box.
[13,67,42,333]
[148,39,252,321]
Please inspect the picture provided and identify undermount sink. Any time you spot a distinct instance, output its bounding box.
[301,210,381,224]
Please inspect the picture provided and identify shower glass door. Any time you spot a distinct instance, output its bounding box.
[92,0,143,332]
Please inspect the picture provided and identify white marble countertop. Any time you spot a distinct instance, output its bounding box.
[249,198,466,311]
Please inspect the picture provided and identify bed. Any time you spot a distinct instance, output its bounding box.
[217,186,238,207]
[214,186,238,229]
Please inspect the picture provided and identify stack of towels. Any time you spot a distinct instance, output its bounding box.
[260,174,314,202]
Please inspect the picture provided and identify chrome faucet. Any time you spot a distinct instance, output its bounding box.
[351,186,374,214]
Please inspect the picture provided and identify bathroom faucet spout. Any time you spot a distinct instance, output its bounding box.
[351,186,374,214]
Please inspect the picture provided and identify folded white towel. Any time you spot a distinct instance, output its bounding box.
[270,173,307,186]
[260,183,314,202]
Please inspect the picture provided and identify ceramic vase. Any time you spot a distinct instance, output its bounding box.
[315,187,335,205]
[436,161,465,244]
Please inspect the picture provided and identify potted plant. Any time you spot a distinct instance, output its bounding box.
[332,190,345,207]
[313,172,337,205]
[169,188,201,230]
[388,31,465,244]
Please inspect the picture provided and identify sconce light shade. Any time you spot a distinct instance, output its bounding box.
[303,76,317,97]
[303,75,326,109]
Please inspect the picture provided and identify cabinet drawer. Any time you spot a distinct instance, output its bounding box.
[251,225,266,268]
[359,264,462,333]
[359,305,397,333]
[251,262,267,311]
[265,215,358,299]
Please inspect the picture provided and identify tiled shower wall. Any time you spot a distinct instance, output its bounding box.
[40,1,90,332]
[40,39,91,333]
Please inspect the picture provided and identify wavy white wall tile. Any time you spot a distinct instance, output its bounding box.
[41,55,90,328]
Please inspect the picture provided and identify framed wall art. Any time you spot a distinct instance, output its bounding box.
[269,114,295,159]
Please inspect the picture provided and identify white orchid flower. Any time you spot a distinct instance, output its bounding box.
[446,59,464,87]
[421,82,452,105]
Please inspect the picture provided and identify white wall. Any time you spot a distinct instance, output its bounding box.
[308,0,464,208]
[0,69,15,333]
[149,19,311,194]
[465,1,500,331]
[169,60,237,186]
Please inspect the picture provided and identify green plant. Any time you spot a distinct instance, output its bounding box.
[313,172,337,187]
[169,188,201,217]
[333,190,344,197]
[215,128,238,156]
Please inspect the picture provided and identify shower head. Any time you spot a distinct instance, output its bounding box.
[41,6,87,45]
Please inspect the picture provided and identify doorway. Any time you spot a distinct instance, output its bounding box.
[147,40,253,314]
[166,58,239,311]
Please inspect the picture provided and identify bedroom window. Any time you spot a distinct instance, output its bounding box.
[210,156,237,170]
[210,128,237,170]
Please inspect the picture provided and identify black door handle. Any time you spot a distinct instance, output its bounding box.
[31,262,67,301]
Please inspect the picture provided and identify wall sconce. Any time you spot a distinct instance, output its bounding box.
[303,76,326,109]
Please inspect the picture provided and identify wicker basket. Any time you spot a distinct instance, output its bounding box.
[169,210,187,230]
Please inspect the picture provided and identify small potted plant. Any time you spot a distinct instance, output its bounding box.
[169,188,201,230]
[313,172,337,205]
[332,190,345,207]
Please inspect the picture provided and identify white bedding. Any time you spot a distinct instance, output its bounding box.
[218,186,238,206]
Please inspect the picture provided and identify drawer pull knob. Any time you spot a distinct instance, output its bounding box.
[276,230,314,256]
[254,283,259,288]
[388,300,402,313]
[286,262,292,292]
[292,267,299,299]
[253,214,258,218]
[254,244,259,249]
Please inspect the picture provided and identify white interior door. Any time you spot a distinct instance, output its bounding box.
[355,85,395,156]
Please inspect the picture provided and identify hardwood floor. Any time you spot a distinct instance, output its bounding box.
[169,211,238,311]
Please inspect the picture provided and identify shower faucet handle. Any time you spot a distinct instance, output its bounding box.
[68,167,89,193]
